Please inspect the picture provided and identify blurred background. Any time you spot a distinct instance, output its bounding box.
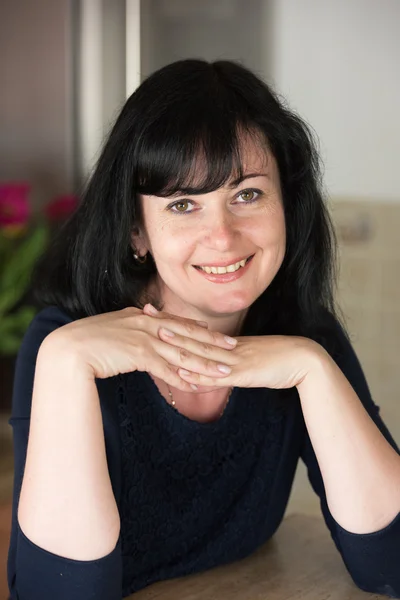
[1,0,399,596]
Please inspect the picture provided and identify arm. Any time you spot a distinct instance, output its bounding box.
[18,336,121,559]
[8,307,122,600]
[298,351,400,534]
[299,315,400,597]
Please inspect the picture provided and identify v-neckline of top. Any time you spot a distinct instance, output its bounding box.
[141,371,238,429]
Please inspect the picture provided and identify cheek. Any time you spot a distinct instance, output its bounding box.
[255,209,286,248]
[269,206,286,244]
[151,231,193,264]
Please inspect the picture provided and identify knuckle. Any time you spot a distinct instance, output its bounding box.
[205,358,218,373]
[178,347,190,363]
[134,340,144,356]
[201,342,212,354]
[213,332,226,348]
[183,322,195,336]
[132,314,145,328]
[209,331,219,344]
[162,363,177,381]
[164,363,176,376]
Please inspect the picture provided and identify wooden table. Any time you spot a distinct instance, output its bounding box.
[126,514,387,599]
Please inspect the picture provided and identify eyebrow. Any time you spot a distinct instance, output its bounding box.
[228,172,270,188]
[159,172,270,200]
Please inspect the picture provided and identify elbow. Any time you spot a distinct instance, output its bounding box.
[351,575,400,599]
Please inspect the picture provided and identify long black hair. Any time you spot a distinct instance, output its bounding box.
[32,59,347,348]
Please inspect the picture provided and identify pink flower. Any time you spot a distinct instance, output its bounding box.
[45,195,78,222]
[0,183,31,227]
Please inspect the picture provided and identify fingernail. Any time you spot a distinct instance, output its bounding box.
[217,364,231,373]
[145,303,158,315]
[190,384,198,390]
[180,369,190,376]
[224,336,237,346]
[161,327,174,337]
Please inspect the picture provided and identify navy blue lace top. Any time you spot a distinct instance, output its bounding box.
[7,306,400,599]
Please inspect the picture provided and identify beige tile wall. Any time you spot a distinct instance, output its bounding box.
[287,199,400,516]
[331,199,400,444]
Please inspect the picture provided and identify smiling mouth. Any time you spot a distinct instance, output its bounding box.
[193,254,254,273]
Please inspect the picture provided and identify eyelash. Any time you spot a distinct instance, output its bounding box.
[167,188,264,215]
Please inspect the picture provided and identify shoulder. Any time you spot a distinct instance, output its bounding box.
[312,308,375,404]
[312,307,352,361]
[10,306,76,419]
[18,305,75,360]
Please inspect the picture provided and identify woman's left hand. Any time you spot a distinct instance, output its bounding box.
[144,305,327,390]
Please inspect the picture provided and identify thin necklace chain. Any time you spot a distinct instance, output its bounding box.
[165,383,234,417]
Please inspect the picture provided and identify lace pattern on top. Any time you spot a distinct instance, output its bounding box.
[117,372,288,596]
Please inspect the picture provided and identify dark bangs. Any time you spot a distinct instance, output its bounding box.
[130,63,268,198]
[135,124,247,199]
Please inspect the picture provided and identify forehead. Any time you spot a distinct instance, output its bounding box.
[190,133,272,188]
[238,135,271,174]
[137,126,277,201]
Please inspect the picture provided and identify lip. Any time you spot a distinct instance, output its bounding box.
[193,254,254,283]
[193,253,253,268]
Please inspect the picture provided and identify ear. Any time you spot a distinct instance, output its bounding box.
[131,227,149,257]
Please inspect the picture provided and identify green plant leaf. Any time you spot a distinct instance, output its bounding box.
[0,223,49,316]
[0,222,49,289]
[0,330,24,355]
[0,286,28,318]
[0,234,14,277]
[1,305,37,331]
[0,232,12,253]
[0,305,37,355]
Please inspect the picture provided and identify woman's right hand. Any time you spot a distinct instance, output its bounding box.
[44,305,235,392]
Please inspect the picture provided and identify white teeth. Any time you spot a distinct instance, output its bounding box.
[199,258,248,274]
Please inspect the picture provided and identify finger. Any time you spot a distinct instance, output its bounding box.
[178,368,230,388]
[158,319,237,354]
[136,310,236,352]
[156,330,234,378]
[142,304,236,349]
[143,303,208,329]
[151,361,199,392]
[143,303,161,316]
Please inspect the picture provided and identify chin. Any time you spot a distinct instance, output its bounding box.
[202,297,253,316]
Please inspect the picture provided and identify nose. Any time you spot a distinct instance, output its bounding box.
[202,208,238,251]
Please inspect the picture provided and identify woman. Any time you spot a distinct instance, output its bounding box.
[7,59,400,599]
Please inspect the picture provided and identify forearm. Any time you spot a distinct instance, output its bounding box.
[18,335,120,560]
[297,349,400,534]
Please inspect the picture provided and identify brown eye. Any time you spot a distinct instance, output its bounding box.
[238,189,262,203]
[169,199,194,214]
[175,201,188,212]
[240,190,255,201]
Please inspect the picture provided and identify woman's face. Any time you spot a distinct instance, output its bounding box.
[133,137,286,334]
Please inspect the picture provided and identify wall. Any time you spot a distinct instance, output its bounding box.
[271,0,400,515]
[268,0,400,201]
[139,0,268,80]
[102,0,126,134]
[265,0,400,433]
[0,0,75,211]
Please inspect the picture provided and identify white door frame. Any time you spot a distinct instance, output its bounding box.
[125,0,141,97]
[77,0,141,179]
